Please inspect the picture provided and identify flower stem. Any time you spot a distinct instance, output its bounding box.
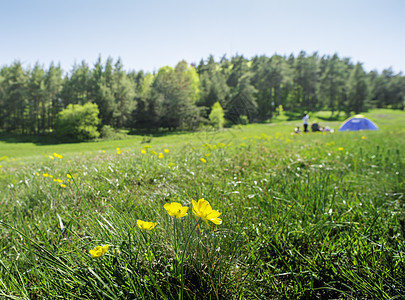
[179,218,201,300]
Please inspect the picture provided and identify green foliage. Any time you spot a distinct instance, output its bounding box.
[1,54,404,136]
[55,102,101,141]
[238,115,249,125]
[208,101,225,129]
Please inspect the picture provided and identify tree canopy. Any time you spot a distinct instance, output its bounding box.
[0,53,403,135]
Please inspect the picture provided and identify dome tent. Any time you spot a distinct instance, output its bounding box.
[338,114,378,131]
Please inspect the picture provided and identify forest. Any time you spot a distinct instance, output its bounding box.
[0,51,404,135]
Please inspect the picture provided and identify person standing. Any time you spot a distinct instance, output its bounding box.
[302,114,309,132]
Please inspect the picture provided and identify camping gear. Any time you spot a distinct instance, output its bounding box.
[338,114,378,131]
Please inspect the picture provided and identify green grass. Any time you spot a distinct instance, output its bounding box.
[0,109,404,299]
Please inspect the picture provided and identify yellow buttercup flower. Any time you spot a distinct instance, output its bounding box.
[43,173,49,177]
[158,153,164,159]
[164,202,189,218]
[89,244,109,258]
[137,220,157,230]
[60,184,67,188]
[192,198,222,225]
[164,149,170,153]
[338,147,344,151]
[200,158,207,163]
[141,149,147,154]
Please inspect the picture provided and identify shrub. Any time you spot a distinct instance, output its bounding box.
[209,102,225,129]
[55,102,101,141]
[238,115,249,125]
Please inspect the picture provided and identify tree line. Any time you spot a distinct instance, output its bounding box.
[0,51,404,134]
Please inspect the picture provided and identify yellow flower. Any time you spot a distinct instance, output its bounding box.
[60,184,67,188]
[42,173,49,177]
[89,244,109,258]
[49,175,53,178]
[158,153,164,159]
[49,156,54,160]
[192,198,222,225]
[137,220,157,230]
[361,136,367,140]
[67,174,72,179]
[141,150,147,154]
[56,178,63,183]
[164,202,189,218]
[200,158,207,163]
[338,147,344,151]
[164,149,170,153]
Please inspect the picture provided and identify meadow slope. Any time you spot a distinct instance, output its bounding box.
[0,109,404,299]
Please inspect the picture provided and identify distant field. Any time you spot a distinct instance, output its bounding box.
[0,109,404,299]
[0,109,402,160]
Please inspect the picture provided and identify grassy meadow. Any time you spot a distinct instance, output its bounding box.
[0,109,404,299]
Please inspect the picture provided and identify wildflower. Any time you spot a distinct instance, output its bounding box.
[141,150,147,154]
[102,150,106,153]
[164,202,189,218]
[49,156,54,160]
[89,244,109,258]
[200,158,207,163]
[164,149,170,153]
[338,147,344,151]
[158,153,164,159]
[43,173,49,177]
[34,172,39,176]
[361,136,367,140]
[60,184,67,188]
[56,178,63,183]
[137,220,157,230]
[116,148,121,154]
[67,174,72,179]
[192,198,222,225]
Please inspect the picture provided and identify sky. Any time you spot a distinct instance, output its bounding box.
[1,0,404,74]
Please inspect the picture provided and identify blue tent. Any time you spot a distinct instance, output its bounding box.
[339,114,378,131]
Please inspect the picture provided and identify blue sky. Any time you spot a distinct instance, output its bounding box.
[1,0,404,74]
